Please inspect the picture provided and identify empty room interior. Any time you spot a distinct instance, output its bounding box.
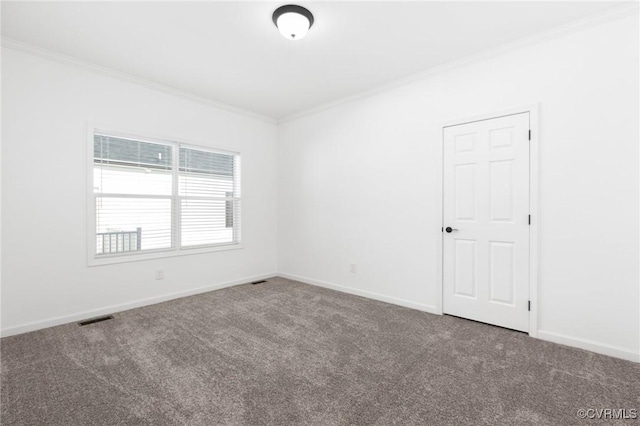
[1,1,639,424]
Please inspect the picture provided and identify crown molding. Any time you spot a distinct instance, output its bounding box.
[1,37,277,125]
[278,2,639,124]
[2,2,637,126]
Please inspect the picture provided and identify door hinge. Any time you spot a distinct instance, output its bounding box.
[528,130,531,140]
[528,301,531,311]
[528,215,531,225]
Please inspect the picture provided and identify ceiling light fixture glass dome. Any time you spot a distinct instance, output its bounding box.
[272,5,314,40]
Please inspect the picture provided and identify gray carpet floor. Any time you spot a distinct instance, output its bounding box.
[1,277,639,425]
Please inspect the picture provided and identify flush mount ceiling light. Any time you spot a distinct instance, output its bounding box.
[272,5,314,40]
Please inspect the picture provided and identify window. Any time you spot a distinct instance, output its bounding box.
[91,131,240,262]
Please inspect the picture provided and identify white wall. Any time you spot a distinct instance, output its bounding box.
[278,13,640,361]
[2,11,639,363]
[1,47,278,335]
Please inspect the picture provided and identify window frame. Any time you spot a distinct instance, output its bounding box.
[87,125,243,267]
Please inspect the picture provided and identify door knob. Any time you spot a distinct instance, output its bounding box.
[445,227,458,233]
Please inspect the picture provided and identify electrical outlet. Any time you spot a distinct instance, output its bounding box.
[155,269,164,280]
[350,263,356,273]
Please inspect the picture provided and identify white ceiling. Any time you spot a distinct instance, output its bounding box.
[1,1,628,120]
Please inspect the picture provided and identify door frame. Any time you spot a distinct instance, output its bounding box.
[435,104,539,338]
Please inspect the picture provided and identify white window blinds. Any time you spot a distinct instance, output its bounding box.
[179,147,241,248]
[92,132,240,259]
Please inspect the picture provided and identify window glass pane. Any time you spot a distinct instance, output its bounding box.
[94,135,173,196]
[94,165,172,196]
[96,197,172,254]
[181,199,238,247]
[179,172,233,197]
[95,135,172,168]
[179,148,235,197]
[179,147,233,175]
[179,146,239,248]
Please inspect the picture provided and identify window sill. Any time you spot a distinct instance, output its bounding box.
[88,243,244,267]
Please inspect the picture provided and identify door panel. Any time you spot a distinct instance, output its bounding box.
[489,160,514,222]
[443,113,530,332]
[455,164,476,221]
[489,241,515,305]
[454,239,477,298]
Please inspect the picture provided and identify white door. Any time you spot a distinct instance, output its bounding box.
[443,113,530,332]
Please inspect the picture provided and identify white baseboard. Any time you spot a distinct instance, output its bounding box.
[537,330,639,363]
[280,273,639,363]
[5,271,638,364]
[278,272,440,315]
[1,272,278,338]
